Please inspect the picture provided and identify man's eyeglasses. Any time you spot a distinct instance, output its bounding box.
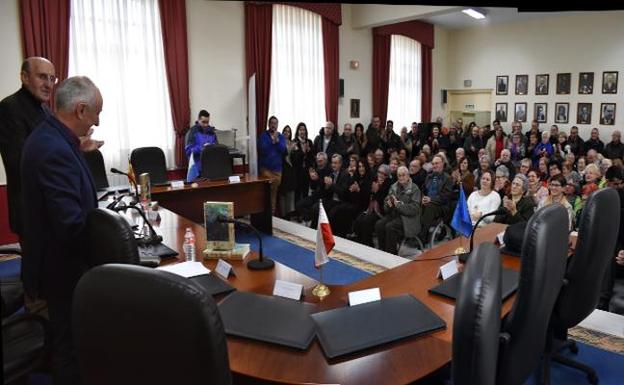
[549,183,562,188]
[35,73,58,84]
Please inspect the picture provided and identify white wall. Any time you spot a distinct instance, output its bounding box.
[444,11,624,138]
[0,0,23,184]
[186,0,247,153]
[351,4,456,29]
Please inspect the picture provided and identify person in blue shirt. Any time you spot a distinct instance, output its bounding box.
[258,115,286,213]
[532,131,554,167]
[185,110,218,180]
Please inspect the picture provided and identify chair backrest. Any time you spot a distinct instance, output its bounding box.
[554,188,620,328]
[73,264,232,385]
[496,204,569,385]
[200,144,233,180]
[85,208,140,267]
[83,149,109,189]
[130,147,168,184]
[452,242,502,385]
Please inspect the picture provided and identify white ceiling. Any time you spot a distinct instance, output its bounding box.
[422,7,586,30]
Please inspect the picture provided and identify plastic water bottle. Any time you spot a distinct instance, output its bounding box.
[183,227,196,261]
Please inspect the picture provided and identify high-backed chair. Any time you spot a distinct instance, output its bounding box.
[73,264,232,385]
[496,204,569,385]
[85,208,140,267]
[83,149,109,190]
[543,188,620,384]
[130,147,168,185]
[452,242,502,385]
[200,144,233,180]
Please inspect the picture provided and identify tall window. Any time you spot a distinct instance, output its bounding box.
[387,34,422,131]
[69,0,175,183]
[268,4,326,134]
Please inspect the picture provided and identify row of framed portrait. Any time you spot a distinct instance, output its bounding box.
[496,72,618,96]
[495,102,616,125]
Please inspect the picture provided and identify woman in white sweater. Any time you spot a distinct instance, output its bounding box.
[466,171,501,226]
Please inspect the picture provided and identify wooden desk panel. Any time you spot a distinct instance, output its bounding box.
[151,175,272,234]
[152,209,515,384]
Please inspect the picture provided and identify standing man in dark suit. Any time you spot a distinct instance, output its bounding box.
[0,57,55,236]
[21,76,103,384]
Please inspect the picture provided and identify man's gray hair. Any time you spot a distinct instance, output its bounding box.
[55,76,98,112]
[397,165,409,175]
[316,151,328,160]
[331,153,343,163]
[378,164,390,175]
[325,121,334,129]
[514,173,529,192]
[496,164,510,178]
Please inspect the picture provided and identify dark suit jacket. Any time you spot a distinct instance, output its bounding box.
[494,196,536,225]
[320,169,351,202]
[0,87,50,234]
[21,115,97,299]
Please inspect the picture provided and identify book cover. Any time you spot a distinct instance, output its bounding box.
[203,243,250,260]
[203,201,235,251]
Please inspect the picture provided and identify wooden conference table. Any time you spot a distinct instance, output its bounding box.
[151,174,272,235]
[151,205,517,385]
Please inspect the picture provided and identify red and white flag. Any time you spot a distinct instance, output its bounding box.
[315,201,335,268]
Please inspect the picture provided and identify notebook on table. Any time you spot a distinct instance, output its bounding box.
[428,268,519,301]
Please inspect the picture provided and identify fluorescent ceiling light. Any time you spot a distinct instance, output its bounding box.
[462,8,487,19]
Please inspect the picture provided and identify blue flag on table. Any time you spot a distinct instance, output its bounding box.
[451,184,472,238]
[186,153,200,182]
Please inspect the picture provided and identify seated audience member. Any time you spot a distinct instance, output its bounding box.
[567,125,585,156]
[586,149,599,166]
[429,126,449,154]
[485,124,506,161]
[494,149,516,180]
[353,164,392,246]
[354,123,368,158]
[548,159,562,177]
[576,156,588,176]
[417,155,454,244]
[494,165,511,199]
[525,120,541,144]
[563,175,579,206]
[604,130,624,160]
[453,147,466,168]
[538,174,575,230]
[388,157,399,182]
[562,160,582,186]
[366,152,375,170]
[600,159,613,185]
[313,121,343,160]
[510,121,526,145]
[372,148,385,174]
[584,127,605,154]
[381,120,402,154]
[527,170,549,204]
[399,126,412,158]
[494,174,536,225]
[582,163,603,189]
[409,158,427,191]
[340,123,360,157]
[549,124,560,145]
[185,110,218,174]
[309,154,351,229]
[467,170,501,227]
[292,122,315,205]
[538,157,549,181]
[553,131,568,160]
[334,160,372,237]
[564,149,576,166]
[518,158,532,176]
[294,152,331,223]
[398,148,408,166]
[532,131,554,167]
[606,165,624,189]
[419,150,433,173]
[473,154,492,189]
[573,182,600,227]
[451,156,475,197]
[375,166,422,254]
[507,132,526,168]
[463,125,484,166]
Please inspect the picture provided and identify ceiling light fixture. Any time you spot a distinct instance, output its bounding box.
[462,8,487,20]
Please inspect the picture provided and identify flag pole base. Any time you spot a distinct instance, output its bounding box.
[312,283,331,300]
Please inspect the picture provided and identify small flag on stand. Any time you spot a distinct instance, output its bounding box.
[315,201,335,268]
[186,153,200,182]
[451,184,472,238]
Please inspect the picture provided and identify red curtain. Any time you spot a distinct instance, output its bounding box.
[372,34,391,126]
[245,2,273,135]
[322,18,339,126]
[19,0,71,107]
[158,0,191,168]
[372,20,435,124]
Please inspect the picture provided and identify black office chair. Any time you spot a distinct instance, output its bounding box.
[84,208,140,267]
[542,188,620,385]
[83,149,109,190]
[73,264,232,385]
[200,144,233,180]
[496,204,569,385]
[452,242,502,385]
[130,147,168,185]
[0,245,23,317]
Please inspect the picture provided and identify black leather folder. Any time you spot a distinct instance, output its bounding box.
[190,274,236,297]
[218,291,317,350]
[429,268,519,300]
[310,294,446,359]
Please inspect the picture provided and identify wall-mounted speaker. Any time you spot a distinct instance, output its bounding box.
[441,89,448,104]
[339,79,344,98]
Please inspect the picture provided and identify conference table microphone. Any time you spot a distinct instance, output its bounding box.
[110,167,140,201]
[113,205,163,246]
[457,208,507,263]
[217,215,274,270]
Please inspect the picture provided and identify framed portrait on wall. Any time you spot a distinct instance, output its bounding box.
[515,102,527,122]
[535,74,549,95]
[602,71,618,94]
[577,103,592,124]
[554,103,569,124]
[495,103,508,122]
[496,75,508,95]
[556,73,571,94]
[578,72,594,94]
[600,103,616,125]
[534,103,547,123]
[515,75,528,95]
[350,99,360,118]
